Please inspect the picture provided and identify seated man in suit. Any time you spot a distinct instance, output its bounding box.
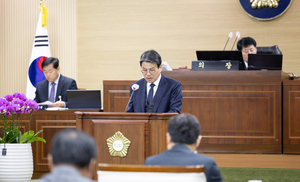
[39,129,97,182]
[145,113,224,182]
[126,50,182,113]
[34,57,78,107]
[237,37,257,70]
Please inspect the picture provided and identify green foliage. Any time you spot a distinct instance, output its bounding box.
[20,130,46,144]
[0,120,20,143]
[220,167,300,182]
[1,113,46,144]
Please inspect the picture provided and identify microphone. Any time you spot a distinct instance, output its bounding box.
[125,84,139,112]
[231,31,240,51]
[223,32,233,51]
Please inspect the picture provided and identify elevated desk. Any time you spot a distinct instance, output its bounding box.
[103,70,284,154]
[283,79,300,154]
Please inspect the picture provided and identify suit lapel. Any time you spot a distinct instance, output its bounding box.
[138,79,147,112]
[153,74,166,112]
[43,80,49,101]
[55,75,64,101]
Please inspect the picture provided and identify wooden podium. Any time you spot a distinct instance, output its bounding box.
[103,70,285,154]
[75,112,176,164]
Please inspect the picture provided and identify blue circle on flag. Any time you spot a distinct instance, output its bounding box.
[28,56,47,87]
[239,0,292,20]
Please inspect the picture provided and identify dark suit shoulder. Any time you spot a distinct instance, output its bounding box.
[60,74,76,82]
[36,79,48,87]
[161,74,181,85]
[131,78,145,86]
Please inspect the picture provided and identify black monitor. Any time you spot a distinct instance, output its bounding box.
[196,50,245,70]
[248,54,282,70]
[67,90,101,110]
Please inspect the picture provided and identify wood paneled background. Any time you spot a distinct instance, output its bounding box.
[0,0,77,97]
[1,0,300,100]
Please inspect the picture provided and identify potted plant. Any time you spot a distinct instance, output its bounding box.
[0,92,46,182]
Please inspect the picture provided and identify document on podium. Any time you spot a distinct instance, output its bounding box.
[37,101,68,110]
[37,101,53,105]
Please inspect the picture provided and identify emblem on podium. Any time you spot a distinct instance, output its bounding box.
[106,131,131,157]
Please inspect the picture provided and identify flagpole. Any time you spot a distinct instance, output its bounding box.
[26,0,51,99]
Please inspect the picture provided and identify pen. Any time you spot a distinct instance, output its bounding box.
[59,95,62,101]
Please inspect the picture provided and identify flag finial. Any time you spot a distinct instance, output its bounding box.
[38,2,48,29]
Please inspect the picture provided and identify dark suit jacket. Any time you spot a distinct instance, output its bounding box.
[126,74,182,113]
[34,75,78,105]
[144,145,224,182]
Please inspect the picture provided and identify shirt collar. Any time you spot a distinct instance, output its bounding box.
[244,61,248,69]
[147,73,161,87]
[49,73,60,86]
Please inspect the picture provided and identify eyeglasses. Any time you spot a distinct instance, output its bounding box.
[141,69,156,75]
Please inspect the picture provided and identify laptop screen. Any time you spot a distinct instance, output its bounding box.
[248,54,283,70]
[67,90,101,109]
[196,51,244,70]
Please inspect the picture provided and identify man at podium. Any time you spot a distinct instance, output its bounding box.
[126,50,182,113]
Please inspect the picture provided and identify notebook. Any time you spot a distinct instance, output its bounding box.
[248,54,283,70]
[67,90,101,109]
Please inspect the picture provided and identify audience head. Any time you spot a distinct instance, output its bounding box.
[42,57,60,83]
[167,113,201,147]
[48,129,97,178]
[237,37,257,63]
[140,50,162,83]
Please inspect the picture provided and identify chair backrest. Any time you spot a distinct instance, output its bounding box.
[256,45,282,55]
[98,163,207,182]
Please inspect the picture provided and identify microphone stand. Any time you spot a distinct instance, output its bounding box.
[231,37,238,51]
[223,37,230,51]
[125,90,136,112]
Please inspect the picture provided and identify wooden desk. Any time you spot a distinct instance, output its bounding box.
[103,70,283,154]
[283,79,300,154]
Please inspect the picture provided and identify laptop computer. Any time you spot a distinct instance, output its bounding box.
[248,54,283,70]
[192,60,239,70]
[67,90,101,109]
[196,51,245,70]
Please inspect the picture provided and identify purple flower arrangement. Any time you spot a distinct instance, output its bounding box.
[0,92,38,117]
[0,92,45,143]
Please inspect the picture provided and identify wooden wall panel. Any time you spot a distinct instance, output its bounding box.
[78,0,300,95]
[182,92,276,140]
[283,80,300,154]
[0,0,77,98]
[289,92,300,140]
[35,119,76,172]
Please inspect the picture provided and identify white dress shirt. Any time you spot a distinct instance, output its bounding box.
[48,73,61,101]
[146,73,161,99]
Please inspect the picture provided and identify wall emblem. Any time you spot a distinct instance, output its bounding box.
[239,0,292,20]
